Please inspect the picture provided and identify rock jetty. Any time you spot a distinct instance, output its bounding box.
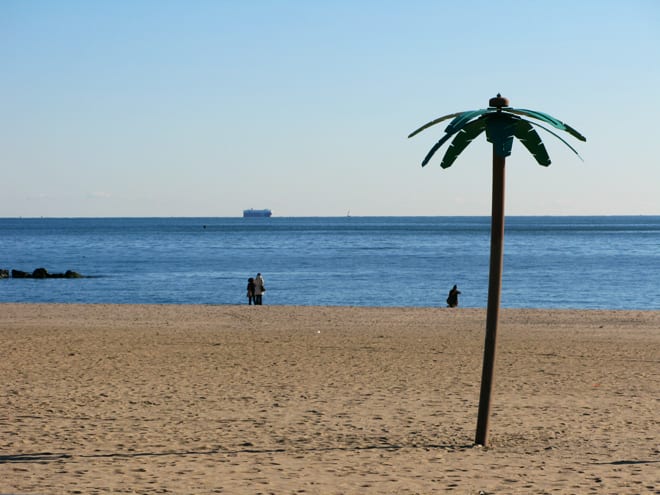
[2,268,83,279]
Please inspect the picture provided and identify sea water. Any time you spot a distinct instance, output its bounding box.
[1,216,658,310]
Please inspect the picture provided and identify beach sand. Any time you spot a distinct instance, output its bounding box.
[1,304,658,494]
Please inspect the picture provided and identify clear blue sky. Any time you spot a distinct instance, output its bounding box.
[2,0,659,217]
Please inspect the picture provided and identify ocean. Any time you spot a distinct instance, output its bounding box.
[1,216,658,310]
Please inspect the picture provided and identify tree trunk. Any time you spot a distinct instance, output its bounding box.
[475,149,506,446]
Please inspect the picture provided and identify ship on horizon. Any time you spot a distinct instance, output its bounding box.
[243,208,272,218]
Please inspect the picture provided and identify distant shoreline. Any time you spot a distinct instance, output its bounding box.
[2,214,659,220]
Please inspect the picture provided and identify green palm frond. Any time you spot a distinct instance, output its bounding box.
[408,111,464,138]
[421,133,454,167]
[444,109,490,135]
[527,120,584,161]
[513,120,551,166]
[507,108,586,142]
[420,110,490,166]
[440,118,487,169]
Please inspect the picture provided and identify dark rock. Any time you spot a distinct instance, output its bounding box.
[11,269,31,278]
[32,267,49,279]
[65,270,82,278]
[0,269,8,279]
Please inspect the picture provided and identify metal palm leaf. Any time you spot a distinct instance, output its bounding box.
[410,96,585,169]
[409,94,586,447]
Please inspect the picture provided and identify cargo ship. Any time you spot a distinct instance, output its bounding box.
[243,208,272,218]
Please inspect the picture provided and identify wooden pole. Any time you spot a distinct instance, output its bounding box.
[475,147,506,446]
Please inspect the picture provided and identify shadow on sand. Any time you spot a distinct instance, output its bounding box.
[0,442,476,464]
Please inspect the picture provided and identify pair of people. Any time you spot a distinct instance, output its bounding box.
[247,273,265,305]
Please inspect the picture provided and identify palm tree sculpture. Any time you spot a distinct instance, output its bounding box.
[409,94,586,447]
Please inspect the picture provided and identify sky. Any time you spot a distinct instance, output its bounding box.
[2,0,659,217]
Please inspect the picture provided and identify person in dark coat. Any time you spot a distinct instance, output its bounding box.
[446,284,461,308]
[247,277,255,305]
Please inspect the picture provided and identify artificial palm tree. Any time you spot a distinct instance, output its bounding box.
[409,94,586,447]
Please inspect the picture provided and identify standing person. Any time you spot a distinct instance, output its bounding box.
[253,273,265,305]
[246,277,255,305]
[446,284,461,308]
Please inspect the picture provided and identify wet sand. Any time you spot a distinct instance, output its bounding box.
[1,304,658,494]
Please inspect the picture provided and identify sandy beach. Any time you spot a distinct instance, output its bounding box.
[1,304,658,494]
